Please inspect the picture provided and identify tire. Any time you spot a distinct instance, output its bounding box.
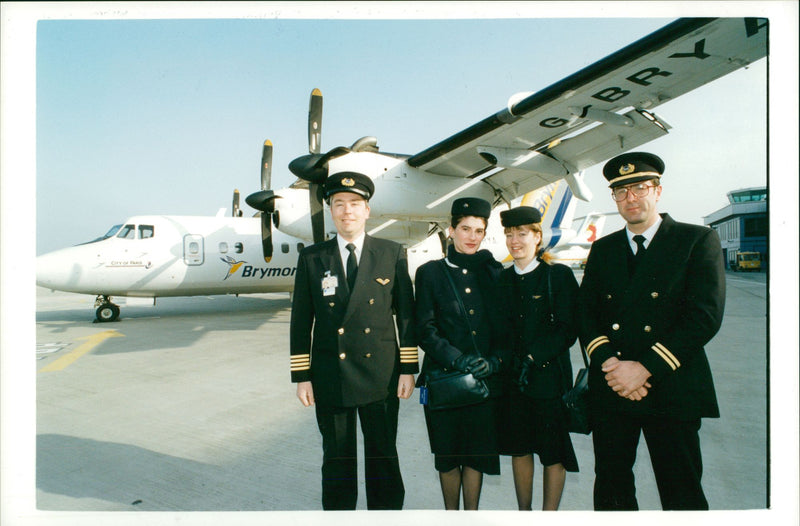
[96,303,120,322]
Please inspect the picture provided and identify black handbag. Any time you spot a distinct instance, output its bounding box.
[425,368,490,411]
[562,344,591,434]
[424,260,490,411]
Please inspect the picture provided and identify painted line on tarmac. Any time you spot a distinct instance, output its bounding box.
[38,330,124,373]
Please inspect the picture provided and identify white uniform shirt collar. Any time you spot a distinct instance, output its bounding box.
[626,215,662,254]
[337,233,366,267]
[514,257,540,275]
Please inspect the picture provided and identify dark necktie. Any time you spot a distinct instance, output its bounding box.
[633,235,647,265]
[346,243,358,291]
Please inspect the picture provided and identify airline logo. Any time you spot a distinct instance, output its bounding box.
[586,224,598,242]
[220,256,297,281]
[221,256,247,280]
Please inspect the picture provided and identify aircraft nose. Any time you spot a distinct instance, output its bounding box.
[36,249,83,291]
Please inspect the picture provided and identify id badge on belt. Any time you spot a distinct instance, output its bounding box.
[321,271,338,297]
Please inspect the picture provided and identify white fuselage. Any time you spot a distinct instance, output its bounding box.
[36,215,307,298]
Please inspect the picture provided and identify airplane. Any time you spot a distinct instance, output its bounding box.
[36,17,767,322]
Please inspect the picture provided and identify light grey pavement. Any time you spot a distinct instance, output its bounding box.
[29,271,770,517]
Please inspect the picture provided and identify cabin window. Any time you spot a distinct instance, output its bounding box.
[297,243,305,252]
[189,242,200,254]
[117,224,136,239]
[281,243,290,254]
[139,225,154,239]
[235,242,244,254]
[219,242,229,254]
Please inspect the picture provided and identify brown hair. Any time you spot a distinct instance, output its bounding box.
[450,215,488,229]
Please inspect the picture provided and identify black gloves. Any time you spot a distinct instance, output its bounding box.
[452,354,502,379]
[517,354,535,389]
[451,354,480,374]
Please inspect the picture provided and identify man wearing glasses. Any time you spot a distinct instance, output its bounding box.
[577,152,726,510]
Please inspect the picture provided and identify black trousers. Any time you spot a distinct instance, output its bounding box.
[592,411,708,510]
[315,395,404,510]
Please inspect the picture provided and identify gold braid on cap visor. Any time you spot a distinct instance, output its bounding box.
[608,171,661,186]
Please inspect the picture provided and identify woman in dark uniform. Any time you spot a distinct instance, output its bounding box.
[496,205,579,511]
[414,197,507,510]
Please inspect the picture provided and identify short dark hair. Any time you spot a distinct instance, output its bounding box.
[450,215,488,229]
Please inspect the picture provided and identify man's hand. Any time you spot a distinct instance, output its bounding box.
[602,358,652,399]
[397,374,415,399]
[296,381,315,407]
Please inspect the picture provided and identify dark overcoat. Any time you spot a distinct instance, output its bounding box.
[577,214,725,419]
[498,261,579,398]
[290,235,418,408]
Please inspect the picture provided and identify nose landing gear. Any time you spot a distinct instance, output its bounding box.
[94,295,120,323]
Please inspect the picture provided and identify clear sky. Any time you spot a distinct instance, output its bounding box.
[28,6,774,255]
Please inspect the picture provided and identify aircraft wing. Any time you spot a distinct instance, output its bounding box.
[406,18,767,201]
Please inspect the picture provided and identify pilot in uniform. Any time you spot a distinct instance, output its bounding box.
[289,171,418,510]
[577,152,726,510]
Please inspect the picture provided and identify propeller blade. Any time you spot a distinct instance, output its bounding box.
[308,88,323,154]
[260,213,273,262]
[232,189,241,217]
[245,189,278,213]
[309,183,325,244]
[261,140,273,191]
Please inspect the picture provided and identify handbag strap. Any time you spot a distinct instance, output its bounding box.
[546,262,589,368]
[440,259,481,356]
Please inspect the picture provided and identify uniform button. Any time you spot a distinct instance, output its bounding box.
[651,292,659,299]
[338,328,345,335]
[644,325,652,332]
[462,269,468,274]
[469,309,475,315]
[612,323,620,331]
[365,353,372,358]
[339,353,346,360]
[364,328,371,334]
[472,330,477,336]
[329,302,335,307]
[465,288,472,294]
[616,351,622,357]
[606,294,612,300]
[369,298,375,304]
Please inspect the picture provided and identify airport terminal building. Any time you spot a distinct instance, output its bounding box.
[704,187,768,271]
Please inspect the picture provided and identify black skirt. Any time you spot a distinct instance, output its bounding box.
[495,390,579,472]
[423,398,500,475]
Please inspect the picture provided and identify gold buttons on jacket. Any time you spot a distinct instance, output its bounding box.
[472,330,477,336]
[329,302,335,307]
[462,269,468,274]
[339,353,346,360]
[644,325,652,332]
[469,309,475,315]
[337,328,345,335]
[612,323,620,331]
[364,328,371,334]
[465,288,472,294]
[606,294,612,300]
[369,298,375,304]
[651,292,659,298]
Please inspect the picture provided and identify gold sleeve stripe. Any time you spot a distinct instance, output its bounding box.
[290,354,310,371]
[651,343,680,370]
[586,336,610,357]
[400,348,418,363]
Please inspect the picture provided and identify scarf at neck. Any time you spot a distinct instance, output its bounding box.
[446,245,496,271]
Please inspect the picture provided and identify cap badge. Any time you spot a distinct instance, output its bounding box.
[619,163,635,176]
[342,177,355,187]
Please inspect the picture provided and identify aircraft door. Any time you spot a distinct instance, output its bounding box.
[183,234,204,265]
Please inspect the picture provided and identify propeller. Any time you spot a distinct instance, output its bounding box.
[288,89,382,244]
[245,140,278,262]
[232,189,241,217]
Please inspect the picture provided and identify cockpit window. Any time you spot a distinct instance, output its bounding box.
[79,224,123,245]
[117,224,136,239]
[139,225,154,239]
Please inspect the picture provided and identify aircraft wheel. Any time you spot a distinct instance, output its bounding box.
[96,303,120,323]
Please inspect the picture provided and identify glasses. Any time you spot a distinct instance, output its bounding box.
[611,183,657,202]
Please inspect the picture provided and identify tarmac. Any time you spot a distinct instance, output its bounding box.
[12,270,783,523]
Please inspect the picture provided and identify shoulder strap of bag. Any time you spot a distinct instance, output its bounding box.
[440,259,481,356]
[546,263,589,368]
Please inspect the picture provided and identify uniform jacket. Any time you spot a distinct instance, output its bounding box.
[577,214,725,419]
[290,235,418,408]
[414,257,510,395]
[498,261,579,398]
